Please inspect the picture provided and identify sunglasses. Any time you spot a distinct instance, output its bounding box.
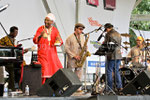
[78,28,84,30]
[136,40,142,41]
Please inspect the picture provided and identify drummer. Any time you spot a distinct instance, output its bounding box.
[127,36,147,72]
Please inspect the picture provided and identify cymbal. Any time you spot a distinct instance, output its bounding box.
[146,43,150,46]
[123,41,130,45]
[145,39,150,41]
[121,57,132,62]
[121,33,131,37]
[123,46,130,49]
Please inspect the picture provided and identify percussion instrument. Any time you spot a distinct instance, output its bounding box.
[119,67,136,87]
[123,41,130,45]
[145,39,150,41]
[121,33,131,37]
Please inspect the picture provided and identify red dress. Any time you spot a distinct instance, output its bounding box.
[33,25,63,78]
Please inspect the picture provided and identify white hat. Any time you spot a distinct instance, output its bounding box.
[45,13,56,22]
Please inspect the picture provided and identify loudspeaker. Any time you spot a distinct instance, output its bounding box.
[22,65,42,95]
[122,70,150,95]
[37,68,82,97]
[0,84,4,96]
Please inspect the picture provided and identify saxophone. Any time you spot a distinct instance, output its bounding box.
[76,34,91,68]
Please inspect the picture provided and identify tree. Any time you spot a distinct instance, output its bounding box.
[130,0,150,31]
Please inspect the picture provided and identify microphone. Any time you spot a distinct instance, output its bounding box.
[0,4,9,12]
[97,31,105,41]
[96,26,102,32]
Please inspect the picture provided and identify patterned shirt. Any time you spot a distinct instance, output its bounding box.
[0,36,15,46]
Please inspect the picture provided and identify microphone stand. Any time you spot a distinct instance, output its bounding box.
[143,43,150,69]
[97,31,105,41]
[17,37,34,45]
[0,4,9,13]
[83,27,102,36]
[82,27,102,92]
[0,22,14,46]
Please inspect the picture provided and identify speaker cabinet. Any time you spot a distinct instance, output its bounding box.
[0,84,4,96]
[37,68,82,97]
[22,65,42,95]
[122,70,150,95]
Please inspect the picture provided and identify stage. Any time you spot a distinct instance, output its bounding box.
[1,95,150,100]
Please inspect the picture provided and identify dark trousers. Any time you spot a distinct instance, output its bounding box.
[5,64,15,91]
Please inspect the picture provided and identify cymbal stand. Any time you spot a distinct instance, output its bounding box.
[144,42,150,69]
[83,60,87,93]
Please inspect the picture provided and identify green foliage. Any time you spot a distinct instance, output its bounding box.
[130,0,150,31]
[129,28,137,47]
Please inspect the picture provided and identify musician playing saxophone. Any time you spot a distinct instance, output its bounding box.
[65,23,86,82]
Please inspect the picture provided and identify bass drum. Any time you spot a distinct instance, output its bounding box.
[119,67,136,88]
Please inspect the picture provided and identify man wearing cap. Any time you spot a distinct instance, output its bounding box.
[127,36,147,69]
[103,23,122,93]
[33,13,63,84]
[65,23,85,81]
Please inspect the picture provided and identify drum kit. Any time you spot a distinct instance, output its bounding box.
[120,57,150,88]
[120,33,150,88]
[91,33,150,94]
[119,60,148,88]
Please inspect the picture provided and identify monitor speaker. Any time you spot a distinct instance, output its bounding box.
[36,68,82,97]
[122,70,150,95]
[22,65,42,95]
[0,84,4,96]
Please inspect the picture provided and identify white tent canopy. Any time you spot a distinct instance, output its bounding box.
[0,0,136,66]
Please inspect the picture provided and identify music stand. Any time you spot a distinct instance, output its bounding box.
[94,43,117,94]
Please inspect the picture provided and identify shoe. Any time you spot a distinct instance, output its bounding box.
[117,88,123,95]
[76,90,83,92]
[118,88,123,92]
[118,92,124,95]
[91,91,97,95]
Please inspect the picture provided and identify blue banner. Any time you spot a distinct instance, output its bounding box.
[88,61,105,67]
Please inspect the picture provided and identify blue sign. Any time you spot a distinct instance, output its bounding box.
[88,61,105,67]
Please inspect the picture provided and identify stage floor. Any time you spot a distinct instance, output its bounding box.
[1,95,150,100]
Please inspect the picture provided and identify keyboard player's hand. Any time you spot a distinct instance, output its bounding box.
[16,44,22,47]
